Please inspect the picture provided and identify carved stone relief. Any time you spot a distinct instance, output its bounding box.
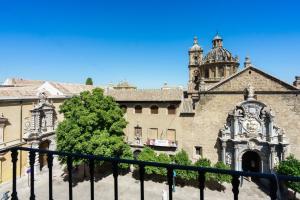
[23,92,56,142]
[219,85,289,172]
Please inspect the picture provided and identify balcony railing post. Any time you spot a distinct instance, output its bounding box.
[67,156,73,200]
[89,158,95,200]
[11,149,18,200]
[29,151,36,200]
[47,153,54,200]
[269,175,278,200]
[139,164,145,200]
[112,161,119,200]
[198,171,205,200]
[167,167,173,200]
[231,175,240,200]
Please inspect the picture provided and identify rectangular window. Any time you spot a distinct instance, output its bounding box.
[148,128,158,139]
[166,129,176,141]
[195,146,202,156]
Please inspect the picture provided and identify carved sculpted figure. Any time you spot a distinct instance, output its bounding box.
[225,152,232,165]
[247,84,255,99]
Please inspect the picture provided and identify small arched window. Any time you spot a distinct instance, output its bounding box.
[150,105,159,114]
[120,105,127,113]
[167,105,176,115]
[135,105,142,114]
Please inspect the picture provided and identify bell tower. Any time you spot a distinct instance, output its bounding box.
[188,36,203,92]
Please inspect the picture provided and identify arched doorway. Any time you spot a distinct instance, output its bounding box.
[133,150,141,160]
[39,140,50,170]
[242,151,260,172]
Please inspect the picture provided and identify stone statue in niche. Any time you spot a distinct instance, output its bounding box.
[24,117,31,132]
[225,152,232,165]
[274,156,279,166]
[41,116,47,132]
[38,92,47,104]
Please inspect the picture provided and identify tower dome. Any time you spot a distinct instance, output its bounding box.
[203,34,238,63]
[203,45,235,63]
[196,34,239,86]
[189,36,202,52]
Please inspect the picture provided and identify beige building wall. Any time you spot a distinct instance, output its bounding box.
[0,98,65,182]
[122,102,184,153]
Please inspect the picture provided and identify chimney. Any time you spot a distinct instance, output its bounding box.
[293,76,300,89]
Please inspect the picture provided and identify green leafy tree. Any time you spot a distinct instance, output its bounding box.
[194,157,213,181]
[137,147,158,175]
[173,149,195,180]
[213,161,232,184]
[156,153,172,175]
[56,88,133,166]
[85,77,93,85]
[276,155,300,198]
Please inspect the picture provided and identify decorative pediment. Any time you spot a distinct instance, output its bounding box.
[208,66,298,92]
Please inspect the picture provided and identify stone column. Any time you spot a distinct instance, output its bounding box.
[269,117,274,142]
[270,146,276,169]
[233,117,238,139]
[234,145,239,171]
[45,110,54,132]
[28,141,40,173]
[221,141,226,164]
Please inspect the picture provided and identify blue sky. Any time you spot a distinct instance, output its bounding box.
[0,0,299,88]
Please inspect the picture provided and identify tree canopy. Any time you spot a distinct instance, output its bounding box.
[56,88,132,165]
[276,155,300,196]
[85,77,93,85]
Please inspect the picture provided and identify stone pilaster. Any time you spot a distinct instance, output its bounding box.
[270,146,276,169]
[221,141,226,164]
[234,145,239,171]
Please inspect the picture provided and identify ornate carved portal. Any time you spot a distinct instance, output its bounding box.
[219,85,289,173]
[24,92,56,142]
[23,93,57,171]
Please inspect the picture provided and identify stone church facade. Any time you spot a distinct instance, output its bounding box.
[117,35,300,174]
[0,34,299,182]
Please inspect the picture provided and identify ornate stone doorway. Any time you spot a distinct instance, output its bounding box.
[242,151,260,172]
[218,85,289,172]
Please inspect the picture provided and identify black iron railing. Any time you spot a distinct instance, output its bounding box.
[1,146,300,200]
